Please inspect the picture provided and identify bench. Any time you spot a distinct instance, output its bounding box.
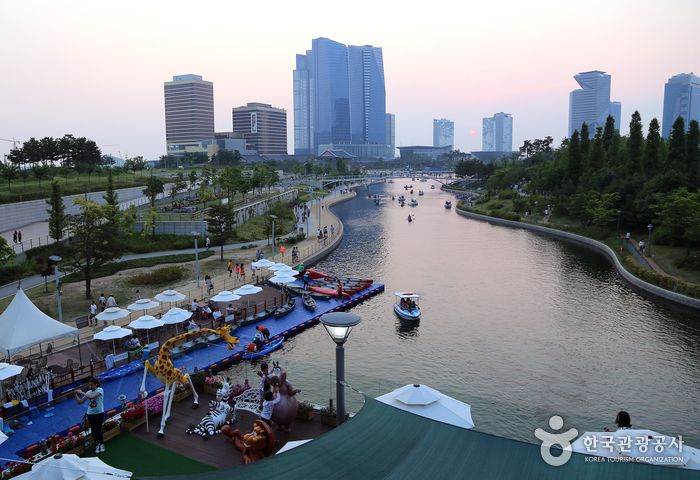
[75,316,90,329]
[231,388,262,416]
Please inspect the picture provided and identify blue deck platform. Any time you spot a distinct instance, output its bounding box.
[0,282,384,464]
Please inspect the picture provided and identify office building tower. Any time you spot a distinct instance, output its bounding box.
[386,113,395,157]
[662,73,700,138]
[232,103,287,154]
[433,119,454,148]
[164,75,215,154]
[294,38,388,157]
[568,71,621,137]
[482,113,513,152]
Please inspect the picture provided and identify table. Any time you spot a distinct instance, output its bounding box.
[48,364,69,375]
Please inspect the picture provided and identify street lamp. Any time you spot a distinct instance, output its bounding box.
[617,211,622,237]
[304,187,314,240]
[49,256,63,324]
[319,312,362,426]
[270,214,277,261]
[192,231,200,287]
[648,224,653,256]
[534,201,538,224]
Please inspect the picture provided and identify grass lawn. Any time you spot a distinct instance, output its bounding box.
[645,244,700,284]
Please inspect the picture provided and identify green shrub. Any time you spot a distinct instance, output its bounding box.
[128,266,183,285]
[512,197,527,212]
[497,190,518,200]
[487,201,504,210]
[673,256,700,271]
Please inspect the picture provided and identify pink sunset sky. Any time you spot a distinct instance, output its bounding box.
[1,0,697,160]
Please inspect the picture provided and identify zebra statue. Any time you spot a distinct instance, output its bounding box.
[216,378,233,403]
[185,400,235,439]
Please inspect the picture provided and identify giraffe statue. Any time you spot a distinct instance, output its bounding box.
[140,324,240,438]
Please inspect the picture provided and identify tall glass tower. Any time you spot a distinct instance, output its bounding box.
[433,119,454,148]
[662,73,700,138]
[482,113,513,152]
[568,71,621,137]
[294,38,386,155]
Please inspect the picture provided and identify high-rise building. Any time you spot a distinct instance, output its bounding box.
[482,113,513,152]
[433,119,454,149]
[662,73,700,138]
[386,113,395,157]
[294,38,388,157]
[568,71,621,137]
[164,75,215,155]
[232,103,287,154]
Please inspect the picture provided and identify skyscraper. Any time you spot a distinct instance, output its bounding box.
[433,119,454,149]
[568,71,621,137]
[482,113,513,152]
[164,75,215,154]
[232,103,287,154]
[294,38,387,156]
[662,73,700,138]
[386,113,395,157]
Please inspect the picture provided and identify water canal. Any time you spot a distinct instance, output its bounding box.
[224,181,700,446]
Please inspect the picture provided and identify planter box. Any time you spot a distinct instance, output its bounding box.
[103,427,121,442]
[296,411,314,421]
[64,444,85,456]
[321,416,337,427]
[173,389,193,403]
[120,416,146,432]
[203,385,220,396]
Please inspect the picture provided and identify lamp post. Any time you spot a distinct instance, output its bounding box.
[648,224,653,256]
[192,232,200,287]
[617,210,622,237]
[304,187,313,240]
[320,312,362,427]
[270,214,277,261]
[49,256,63,324]
[534,201,538,224]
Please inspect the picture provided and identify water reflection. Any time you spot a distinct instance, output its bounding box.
[394,317,420,339]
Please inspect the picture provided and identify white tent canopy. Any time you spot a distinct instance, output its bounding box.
[0,289,78,360]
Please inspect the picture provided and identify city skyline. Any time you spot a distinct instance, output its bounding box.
[1,0,696,161]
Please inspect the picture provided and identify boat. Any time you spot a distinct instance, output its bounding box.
[300,269,327,280]
[274,297,296,319]
[375,199,380,205]
[287,284,333,300]
[393,292,421,320]
[431,185,435,189]
[444,201,452,209]
[418,190,424,196]
[408,215,413,223]
[407,199,418,206]
[323,276,373,284]
[388,180,394,183]
[420,178,427,182]
[410,190,413,194]
[301,294,316,312]
[309,285,351,300]
[240,307,278,326]
[96,359,143,382]
[242,337,285,360]
[398,196,405,202]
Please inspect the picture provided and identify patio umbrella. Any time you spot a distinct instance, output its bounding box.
[375,384,474,430]
[127,315,164,344]
[0,362,24,380]
[252,259,275,268]
[126,298,160,312]
[210,291,242,302]
[274,266,298,276]
[233,284,263,296]
[269,263,290,272]
[269,274,299,285]
[95,307,130,325]
[160,308,193,334]
[13,453,132,480]
[93,326,132,355]
[154,290,186,305]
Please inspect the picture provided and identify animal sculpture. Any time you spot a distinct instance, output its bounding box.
[185,400,235,439]
[266,361,301,432]
[139,325,239,439]
[221,420,275,463]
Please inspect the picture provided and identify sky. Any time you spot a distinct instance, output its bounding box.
[1,0,698,161]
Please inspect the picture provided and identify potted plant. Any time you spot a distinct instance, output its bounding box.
[320,405,350,427]
[102,418,121,442]
[203,376,223,395]
[56,432,85,455]
[296,401,315,421]
[120,404,146,432]
[145,393,165,414]
[173,382,192,402]
[190,370,207,392]
[230,381,251,399]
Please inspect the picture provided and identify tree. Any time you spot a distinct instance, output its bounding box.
[159,154,176,169]
[142,207,158,242]
[652,188,700,256]
[60,197,122,298]
[0,164,19,190]
[73,162,87,181]
[36,256,54,292]
[103,168,120,225]
[18,170,30,187]
[588,192,621,227]
[171,172,187,202]
[32,165,50,185]
[580,123,591,157]
[199,188,216,208]
[667,116,687,173]
[142,175,164,208]
[627,111,645,173]
[566,130,582,185]
[46,181,69,242]
[588,127,605,171]
[688,120,700,182]
[602,115,616,152]
[207,203,236,260]
[188,170,198,197]
[0,236,17,266]
[642,118,662,179]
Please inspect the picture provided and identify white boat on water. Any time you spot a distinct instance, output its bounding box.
[444,201,452,209]
[431,185,435,189]
[407,198,418,206]
[418,190,424,196]
[393,292,421,320]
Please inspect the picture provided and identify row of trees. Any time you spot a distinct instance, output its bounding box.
[6,135,103,168]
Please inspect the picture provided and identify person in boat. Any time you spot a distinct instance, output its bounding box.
[604,411,633,431]
[253,333,264,351]
[246,342,260,353]
[408,214,412,221]
[257,325,271,343]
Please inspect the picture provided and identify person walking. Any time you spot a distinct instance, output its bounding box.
[99,293,106,312]
[12,231,17,244]
[205,237,211,250]
[89,301,98,327]
[135,290,141,300]
[74,377,105,453]
[17,231,21,243]
[228,260,233,277]
[240,265,245,280]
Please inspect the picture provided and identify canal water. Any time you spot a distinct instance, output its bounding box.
[224,181,700,446]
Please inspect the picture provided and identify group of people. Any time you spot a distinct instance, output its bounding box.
[227,261,246,279]
[399,298,417,311]
[12,230,22,244]
[89,294,118,327]
[246,326,272,353]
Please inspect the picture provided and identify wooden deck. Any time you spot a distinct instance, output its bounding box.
[126,390,335,470]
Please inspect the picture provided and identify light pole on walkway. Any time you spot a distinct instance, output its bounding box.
[304,188,313,240]
[648,224,653,256]
[270,215,277,261]
[534,201,538,224]
[192,232,200,287]
[617,210,621,237]
[49,256,63,324]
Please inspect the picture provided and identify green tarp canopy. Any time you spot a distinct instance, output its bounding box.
[143,396,698,480]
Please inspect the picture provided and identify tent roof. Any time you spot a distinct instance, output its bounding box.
[0,289,78,359]
[145,396,698,480]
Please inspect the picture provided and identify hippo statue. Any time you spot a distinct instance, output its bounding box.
[266,361,301,432]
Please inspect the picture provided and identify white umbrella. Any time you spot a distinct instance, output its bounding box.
[252,259,275,268]
[93,326,132,355]
[127,315,165,344]
[233,284,263,296]
[95,307,130,324]
[126,299,160,311]
[13,453,132,480]
[375,384,475,430]
[269,274,299,285]
[0,430,7,445]
[269,263,290,271]
[210,291,242,302]
[154,290,186,304]
[0,362,24,380]
[161,308,193,334]
[275,266,298,276]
